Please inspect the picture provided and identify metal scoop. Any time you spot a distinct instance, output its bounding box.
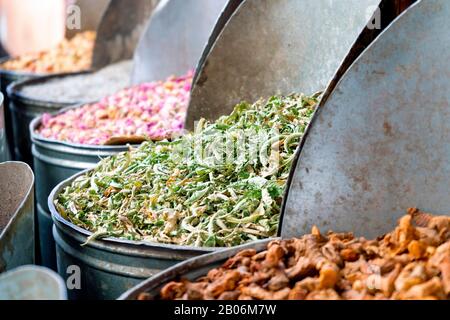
[131,0,231,84]
[0,162,34,272]
[281,0,450,239]
[185,0,384,130]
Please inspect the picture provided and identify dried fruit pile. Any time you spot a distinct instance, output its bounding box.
[37,71,193,145]
[147,209,450,300]
[1,31,95,73]
[54,94,320,246]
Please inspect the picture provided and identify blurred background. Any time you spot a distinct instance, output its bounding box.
[0,0,109,58]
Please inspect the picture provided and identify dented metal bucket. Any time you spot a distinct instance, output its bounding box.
[282,0,450,239]
[0,161,34,273]
[118,240,271,300]
[49,170,216,300]
[0,265,66,300]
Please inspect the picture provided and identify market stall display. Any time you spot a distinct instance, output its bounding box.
[0,162,34,273]
[0,94,9,162]
[46,0,398,300]
[134,209,450,300]
[35,0,237,282]
[52,93,319,247]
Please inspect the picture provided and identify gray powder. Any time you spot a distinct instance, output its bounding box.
[20,60,133,104]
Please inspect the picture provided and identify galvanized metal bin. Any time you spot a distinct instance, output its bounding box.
[0,265,66,300]
[49,170,216,300]
[7,74,85,165]
[118,240,271,300]
[30,111,129,269]
[0,57,41,157]
[0,161,34,273]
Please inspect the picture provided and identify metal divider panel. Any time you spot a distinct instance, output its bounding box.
[92,0,159,69]
[282,0,450,239]
[131,0,229,85]
[185,0,382,130]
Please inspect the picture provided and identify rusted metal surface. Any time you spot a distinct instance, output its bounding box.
[282,0,450,239]
[0,266,66,300]
[0,162,34,273]
[131,0,229,84]
[92,0,159,69]
[49,169,218,299]
[186,0,382,130]
[0,94,10,162]
[118,239,272,300]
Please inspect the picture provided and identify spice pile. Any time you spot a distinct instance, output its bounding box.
[145,209,450,300]
[1,31,95,73]
[54,93,320,246]
[36,70,193,145]
[20,60,132,104]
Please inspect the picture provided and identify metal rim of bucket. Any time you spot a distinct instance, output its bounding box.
[118,238,272,300]
[6,71,94,108]
[0,161,34,239]
[48,169,219,256]
[0,265,67,300]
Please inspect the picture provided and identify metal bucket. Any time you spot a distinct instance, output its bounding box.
[49,170,216,300]
[118,239,271,300]
[0,93,10,162]
[30,110,129,269]
[0,265,66,300]
[0,57,41,157]
[7,74,85,165]
[0,161,34,273]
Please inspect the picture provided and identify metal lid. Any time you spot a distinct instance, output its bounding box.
[185,0,382,130]
[131,0,231,85]
[281,0,450,239]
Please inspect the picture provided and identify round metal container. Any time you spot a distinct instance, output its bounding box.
[118,239,271,300]
[36,203,56,270]
[0,265,67,300]
[0,161,34,273]
[0,57,41,157]
[49,169,216,300]
[7,72,90,165]
[30,110,129,270]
